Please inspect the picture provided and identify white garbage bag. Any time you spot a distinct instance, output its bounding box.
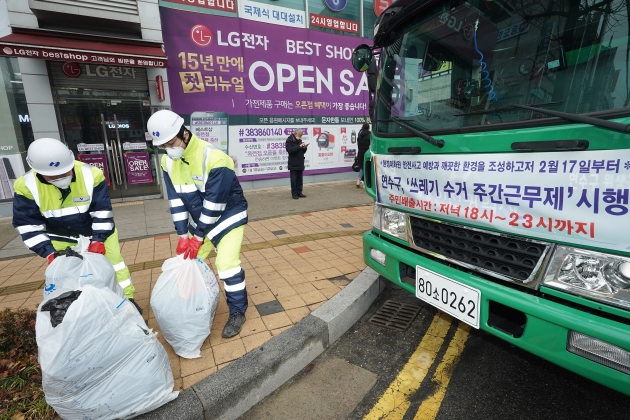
[44,236,124,301]
[36,285,178,419]
[150,255,220,359]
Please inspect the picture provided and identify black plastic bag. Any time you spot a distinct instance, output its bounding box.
[40,291,82,328]
[352,157,361,172]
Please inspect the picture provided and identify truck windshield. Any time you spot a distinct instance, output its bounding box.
[375,1,630,134]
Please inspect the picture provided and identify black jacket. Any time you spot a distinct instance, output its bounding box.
[286,134,306,171]
[357,129,371,166]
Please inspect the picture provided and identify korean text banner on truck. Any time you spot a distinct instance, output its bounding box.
[374,151,630,253]
[160,6,370,180]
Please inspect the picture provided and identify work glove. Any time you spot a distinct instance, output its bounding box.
[87,241,106,255]
[185,236,203,260]
[176,236,190,255]
[47,253,55,265]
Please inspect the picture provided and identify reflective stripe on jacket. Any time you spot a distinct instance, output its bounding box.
[12,161,115,258]
[161,134,248,246]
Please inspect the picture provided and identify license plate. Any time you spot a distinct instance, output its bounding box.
[416,266,481,329]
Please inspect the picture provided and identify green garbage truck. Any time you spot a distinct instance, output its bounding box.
[353,0,630,395]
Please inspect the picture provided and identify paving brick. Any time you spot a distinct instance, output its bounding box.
[245,305,261,319]
[20,296,42,309]
[300,290,327,306]
[250,290,275,305]
[273,285,297,298]
[311,279,335,290]
[182,366,217,390]
[213,339,246,365]
[292,246,312,254]
[238,317,267,338]
[261,312,292,330]
[320,267,344,278]
[215,298,229,315]
[217,362,231,370]
[277,294,307,310]
[285,306,310,323]
[292,282,317,294]
[255,300,285,316]
[180,347,215,377]
[247,282,270,294]
[0,299,28,310]
[254,264,277,275]
[173,378,184,392]
[242,331,272,352]
[320,286,341,299]
[346,271,362,280]
[2,290,35,302]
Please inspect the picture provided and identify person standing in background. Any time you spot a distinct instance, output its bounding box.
[356,124,371,188]
[285,129,308,199]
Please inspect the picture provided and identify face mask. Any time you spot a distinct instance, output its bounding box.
[50,175,73,189]
[166,146,185,160]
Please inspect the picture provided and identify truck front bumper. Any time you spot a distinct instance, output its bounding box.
[363,230,630,396]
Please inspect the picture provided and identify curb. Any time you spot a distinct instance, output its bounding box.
[137,267,384,420]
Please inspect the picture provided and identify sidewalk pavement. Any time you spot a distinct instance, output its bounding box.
[0,179,372,260]
[0,180,375,394]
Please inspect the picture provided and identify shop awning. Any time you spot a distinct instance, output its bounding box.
[0,30,167,68]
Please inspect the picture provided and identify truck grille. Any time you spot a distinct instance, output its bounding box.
[408,216,551,284]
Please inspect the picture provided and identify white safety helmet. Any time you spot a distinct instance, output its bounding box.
[147,109,185,146]
[26,138,75,176]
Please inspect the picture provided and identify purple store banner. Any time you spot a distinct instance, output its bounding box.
[161,7,371,116]
[78,154,110,186]
[124,152,153,185]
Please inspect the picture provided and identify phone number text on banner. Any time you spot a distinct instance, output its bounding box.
[374,150,630,252]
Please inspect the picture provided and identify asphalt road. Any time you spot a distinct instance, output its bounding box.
[242,283,630,420]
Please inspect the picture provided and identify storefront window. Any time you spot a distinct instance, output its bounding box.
[0,58,32,201]
[56,89,161,201]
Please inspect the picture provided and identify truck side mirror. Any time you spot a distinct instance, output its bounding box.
[352,44,373,72]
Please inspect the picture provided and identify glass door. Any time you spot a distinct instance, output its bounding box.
[56,89,162,201]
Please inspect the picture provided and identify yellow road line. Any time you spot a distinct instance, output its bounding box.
[413,322,471,420]
[363,312,453,420]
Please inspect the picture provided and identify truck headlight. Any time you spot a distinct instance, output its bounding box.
[542,246,630,310]
[372,204,407,240]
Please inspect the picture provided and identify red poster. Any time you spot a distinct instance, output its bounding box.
[124,152,154,185]
[78,154,110,186]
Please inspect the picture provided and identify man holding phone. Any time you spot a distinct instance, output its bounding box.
[285,129,308,200]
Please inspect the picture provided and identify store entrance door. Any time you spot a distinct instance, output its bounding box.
[56,91,162,201]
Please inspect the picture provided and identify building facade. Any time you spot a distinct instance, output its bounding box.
[0,0,394,216]
[160,0,392,188]
[0,0,171,216]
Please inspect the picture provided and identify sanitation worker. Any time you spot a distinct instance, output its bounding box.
[12,138,141,313]
[147,110,248,338]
